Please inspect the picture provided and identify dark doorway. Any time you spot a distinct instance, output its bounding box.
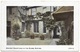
[7,21,11,37]
[53,26,59,38]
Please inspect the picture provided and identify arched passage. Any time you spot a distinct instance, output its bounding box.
[53,26,62,38]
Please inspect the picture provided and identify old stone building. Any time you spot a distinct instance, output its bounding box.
[7,6,62,39]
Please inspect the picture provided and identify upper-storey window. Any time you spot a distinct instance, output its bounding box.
[32,8,36,15]
[53,7,57,12]
[50,6,54,12]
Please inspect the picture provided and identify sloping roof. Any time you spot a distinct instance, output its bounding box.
[53,6,74,21]
[53,6,74,14]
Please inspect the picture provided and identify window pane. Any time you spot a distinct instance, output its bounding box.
[43,22,46,33]
[34,21,39,32]
[32,8,36,15]
[34,21,36,32]
[53,7,57,11]
[22,22,25,32]
[37,22,39,32]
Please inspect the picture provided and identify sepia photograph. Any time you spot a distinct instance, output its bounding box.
[7,6,74,45]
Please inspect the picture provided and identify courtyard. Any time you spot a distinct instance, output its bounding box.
[7,6,74,45]
[7,37,59,45]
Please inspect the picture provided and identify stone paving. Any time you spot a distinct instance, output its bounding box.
[7,37,59,45]
[49,39,60,45]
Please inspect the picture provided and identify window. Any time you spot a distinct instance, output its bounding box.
[53,7,57,11]
[21,22,25,32]
[43,22,46,33]
[34,21,39,32]
[50,6,54,12]
[32,8,36,15]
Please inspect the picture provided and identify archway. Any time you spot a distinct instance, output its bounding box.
[53,26,61,38]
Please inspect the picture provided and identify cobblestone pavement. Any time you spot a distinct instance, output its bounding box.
[7,37,59,45]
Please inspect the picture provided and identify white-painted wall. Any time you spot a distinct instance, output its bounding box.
[39,21,43,34]
[31,23,34,33]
